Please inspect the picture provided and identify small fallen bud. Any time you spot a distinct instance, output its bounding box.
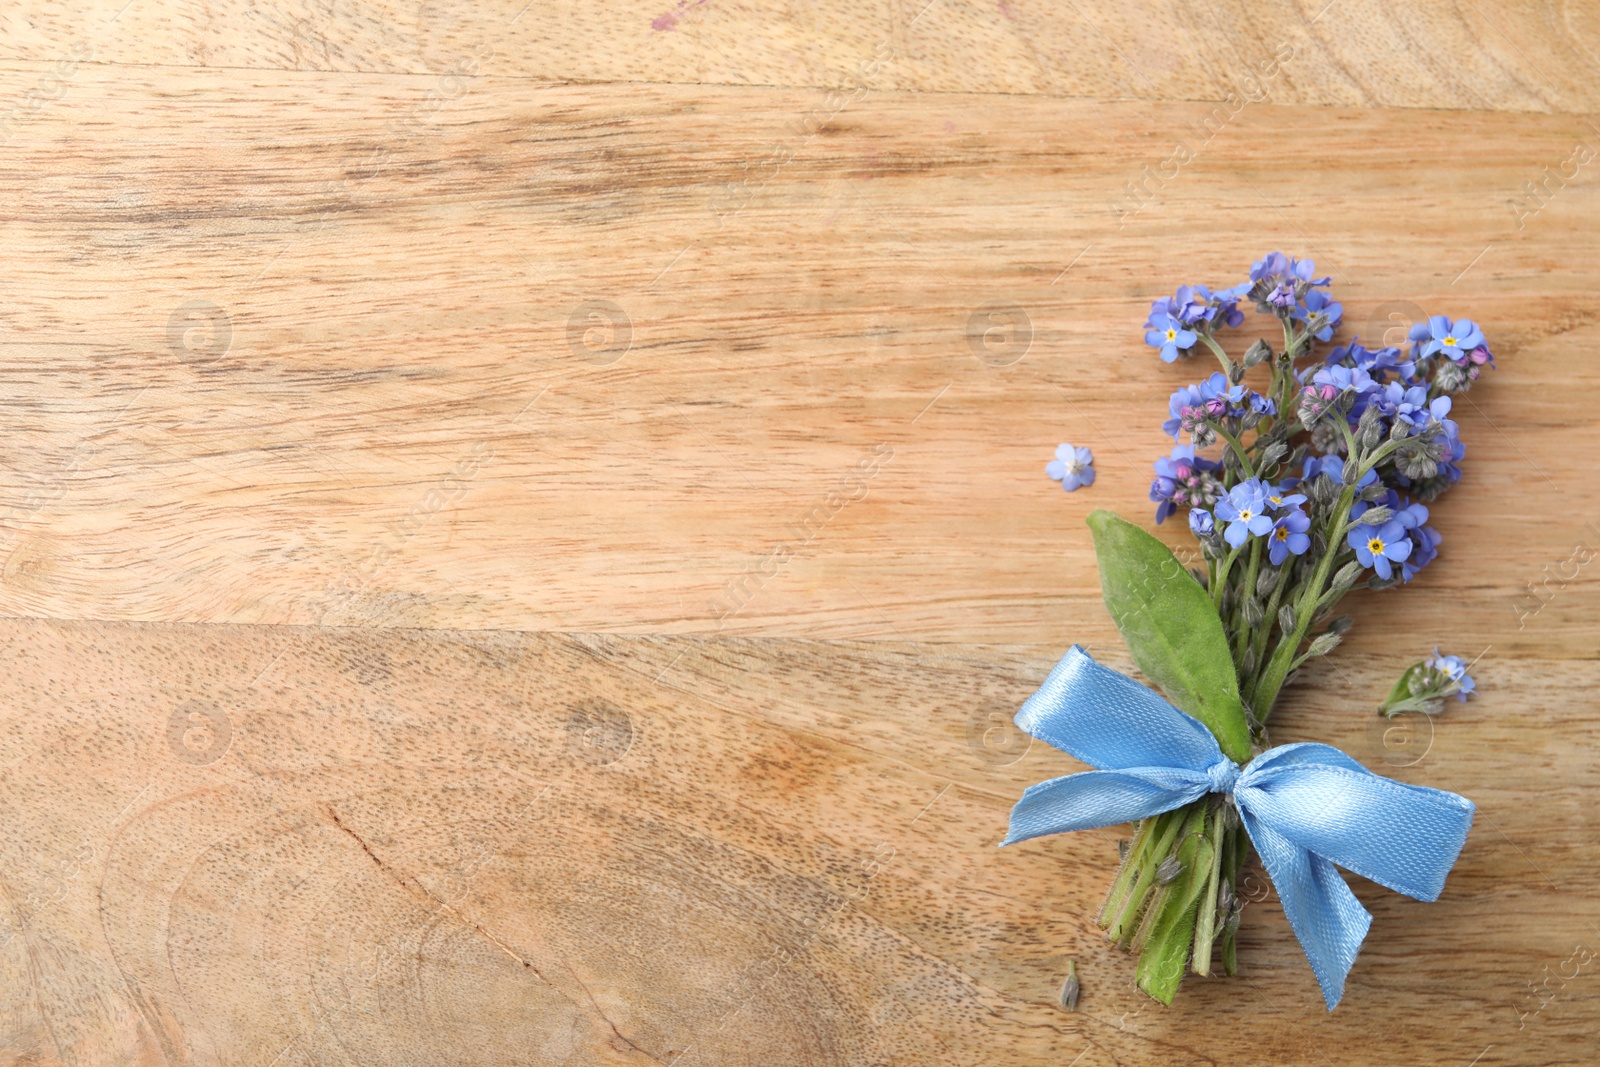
[1059,959,1080,1011]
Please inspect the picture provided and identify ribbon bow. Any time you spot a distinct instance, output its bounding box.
[1001,646,1475,1009]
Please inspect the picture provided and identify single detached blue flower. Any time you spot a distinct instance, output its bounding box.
[1213,478,1275,548]
[1145,313,1198,363]
[1419,316,1486,361]
[1189,507,1214,536]
[1348,518,1414,580]
[1267,507,1311,565]
[1046,443,1095,491]
[1426,648,1476,700]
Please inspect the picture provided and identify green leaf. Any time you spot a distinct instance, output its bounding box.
[1385,661,1427,706]
[1086,510,1253,763]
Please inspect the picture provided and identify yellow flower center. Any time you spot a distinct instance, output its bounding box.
[1275,527,1289,541]
[1165,328,1177,341]
[1238,508,1253,521]
[1367,537,1385,554]
[1443,335,1457,346]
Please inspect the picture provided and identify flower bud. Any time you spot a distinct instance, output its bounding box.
[1277,605,1297,633]
[1256,567,1277,597]
[1155,857,1183,884]
[1359,413,1383,450]
[1241,597,1265,627]
[1358,505,1394,526]
[1435,361,1469,393]
[1242,339,1272,368]
[1311,420,1345,454]
[1396,445,1438,480]
[1059,960,1080,1011]
[1306,631,1342,658]
[1331,561,1364,592]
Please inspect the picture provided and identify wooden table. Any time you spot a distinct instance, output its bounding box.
[2,3,1597,1064]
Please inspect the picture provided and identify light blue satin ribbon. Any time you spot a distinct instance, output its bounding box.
[1000,645,1475,1009]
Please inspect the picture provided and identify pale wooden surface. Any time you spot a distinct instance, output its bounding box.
[2,2,1599,1064]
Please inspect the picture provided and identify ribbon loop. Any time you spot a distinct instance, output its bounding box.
[1001,646,1475,1009]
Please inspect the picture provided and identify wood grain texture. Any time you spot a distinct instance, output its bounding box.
[0,619,1594,1066]
[5,0,1600,112]
[1,62,1598,645]
[3,3,1599,1064]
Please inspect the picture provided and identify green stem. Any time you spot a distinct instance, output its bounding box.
[1357,435,1407,480]
[1339,416,1359,459]
[1198,333,1232,375]
[1247,562,1293,698]
[1221,822,1247,976]
[1212,424,1256,478]
[1190,801,1228,976]
[1212,543,1243,613]
[1099,817,1157,927]
[1251,481,1358,720]
[1232,539,1262,669]
[1107,809,1187,945]
[1380,697,1443,717]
